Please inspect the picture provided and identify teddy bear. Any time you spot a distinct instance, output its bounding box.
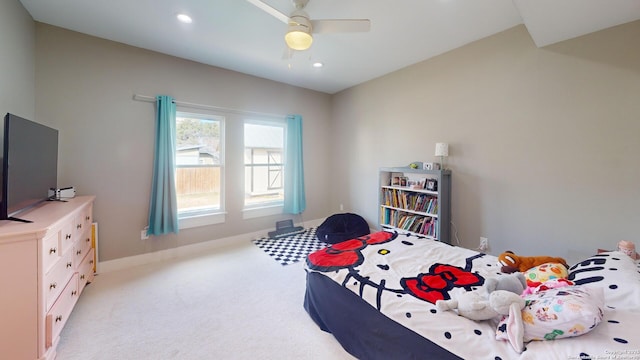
[498,250,568,273]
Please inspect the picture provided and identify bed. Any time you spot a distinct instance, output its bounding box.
[303,231,640,359]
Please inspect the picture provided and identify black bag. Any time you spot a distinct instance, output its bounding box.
[316,213,370,244]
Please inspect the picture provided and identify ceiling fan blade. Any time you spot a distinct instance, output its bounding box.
[246,0,289,24]
[311,19,371,34]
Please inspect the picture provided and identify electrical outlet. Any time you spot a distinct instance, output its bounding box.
[340,204,344,211]
[479,237,489,251]
[141,227,149,240]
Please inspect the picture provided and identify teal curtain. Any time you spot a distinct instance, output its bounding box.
[147,95,179,235]
[283,115,306,214]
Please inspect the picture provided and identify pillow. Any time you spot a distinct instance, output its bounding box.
[567,251,640,309]
[496,285,604,342]
[523,262,568,285]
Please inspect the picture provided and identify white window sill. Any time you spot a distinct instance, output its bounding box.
[242,204,283,219]
[179,212,226,229]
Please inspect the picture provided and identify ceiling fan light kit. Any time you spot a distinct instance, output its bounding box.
[248,0,370,52]
[285,11,313,50]
[285,29,313,50]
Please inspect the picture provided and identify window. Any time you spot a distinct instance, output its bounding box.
[244,121,285,209]
[175,112,224,224]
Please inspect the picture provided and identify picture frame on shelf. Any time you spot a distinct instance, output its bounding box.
[425,179,438,191]
[423,162,441,170]
[400,177,408,187]
[391,172,404,186]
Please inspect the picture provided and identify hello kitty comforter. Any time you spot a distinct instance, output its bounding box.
[304,231,640,360]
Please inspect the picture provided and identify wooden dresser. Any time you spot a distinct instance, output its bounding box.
[0,196,96,360]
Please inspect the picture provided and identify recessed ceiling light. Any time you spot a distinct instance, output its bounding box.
[177,14,193,24]
[312,62,324,68]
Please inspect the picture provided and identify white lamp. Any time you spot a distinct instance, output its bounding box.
[285,11,313,50]
[435,143,449,170]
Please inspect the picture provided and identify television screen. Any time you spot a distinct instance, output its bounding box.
[1,113,58,222]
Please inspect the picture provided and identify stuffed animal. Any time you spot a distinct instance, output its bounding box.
[485,272,527,295]
[617,240,639,260]
[435,290,525,321]
[498,251,568,273]
[597,240,639,260]
[436,291,500,321]
[489,290,526,318]
[496,295,526,353]
[435,276,527,353]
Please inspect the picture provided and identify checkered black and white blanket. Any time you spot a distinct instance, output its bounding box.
[252,227,325,266]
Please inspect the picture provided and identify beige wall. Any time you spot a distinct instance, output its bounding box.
[331,22,640,263]
[9,1,640,264]
[34,24,333,261]
[0,0,35,119]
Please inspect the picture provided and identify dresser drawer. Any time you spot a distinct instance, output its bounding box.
[45,273,79,349]
[74,204,93,241]
[43,250,75,312]
[73,230,92,266]
[60,220,75,254]
[41,232,61,274]
[78,248,95,295]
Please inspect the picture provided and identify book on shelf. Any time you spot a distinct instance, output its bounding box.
[382,189,438,216]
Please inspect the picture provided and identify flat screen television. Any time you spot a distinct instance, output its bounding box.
[0,113,59,223]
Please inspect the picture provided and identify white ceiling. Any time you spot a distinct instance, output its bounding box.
[19,0,640,94]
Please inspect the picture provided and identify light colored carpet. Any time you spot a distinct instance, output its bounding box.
[56,240,355,360]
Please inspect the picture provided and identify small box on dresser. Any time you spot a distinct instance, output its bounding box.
[0,196,95,360]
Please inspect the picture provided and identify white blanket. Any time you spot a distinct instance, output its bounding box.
[305,231,640,359]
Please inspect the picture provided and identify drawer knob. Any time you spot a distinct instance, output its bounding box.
[55,315,62,323]
[77,224,82,229]
[67,262,72,268]
[49,247,57,254]
[49,282,57,290]
[77,249,82,255]
[72,290,77,296]
[86,237,91,243]
[66,234,72,240]
[80,274,85,280]
[85,215,90,221]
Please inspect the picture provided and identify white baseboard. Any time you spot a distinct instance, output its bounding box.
[97,217,326,274]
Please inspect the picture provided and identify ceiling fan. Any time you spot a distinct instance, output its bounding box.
[247,0,371,52]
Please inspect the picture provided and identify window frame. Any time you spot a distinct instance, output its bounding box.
[242,118,286,219]
[174,110,226,229]
[266,150,283,190]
